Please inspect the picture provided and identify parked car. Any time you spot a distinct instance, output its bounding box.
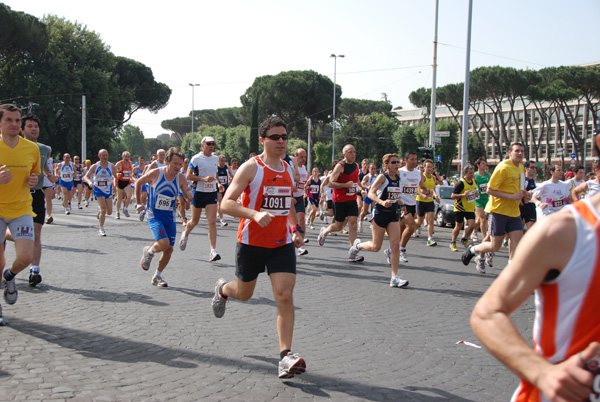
[434,185,455,227]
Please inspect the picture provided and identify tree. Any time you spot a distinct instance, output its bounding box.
[337,113,399,166]
[240,70,339,139]
[337,98,393,122]
[0,4,48,66]
[312,141,332,171]
[393,125,421,160]
[119,124,146,159]
[408,87,432,115]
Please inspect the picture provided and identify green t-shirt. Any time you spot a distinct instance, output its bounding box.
[475,171,490,209]
[35,142,51,191]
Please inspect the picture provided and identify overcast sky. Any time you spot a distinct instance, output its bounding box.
[6,0,600,138]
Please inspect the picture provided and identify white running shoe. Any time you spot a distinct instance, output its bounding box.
[209,250,221,261]
[390,275,409,288]
[99,228,106,237]
[179,234,188,251]
[384,248,391,265]
[151,276,168,287]
[349,239,361,260]
[476,257,486,274]
[141,246,153,271]
[297,247,308,256]
[358,221,363,233]
[139,211,145,222]
[278,352,306,379]
[116,211,120,220]
[122,209,130,218]
[317,227,327,246]
[400,251,408,263]
[85,200,89,207]
[220,219,228,227]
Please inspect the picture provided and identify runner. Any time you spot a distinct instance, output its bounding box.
[471,193,600,402]
[292,148,308,256]
[349,153,409,287]
[229,157,239,177]
[180,137,222,262]
[137,147,192,287]
[133,156,147,220]
[462,143,528,272]
[415,159,440,246]
[359,163,377,231]
[531,164,572,218]
[83,149,118,236]
[177,157,191,226]
[449,165,478,254]
[115,151,134,219]
[82,159,93,207]
[357,158,370,231]
[216,155,232,227]
[56,153,74,215]
[211,116,306,379]
[0,104,41,326]
[305,168,321,230]
[44,156,56,223]
[70,156,84,209]
[317,144,364,262]
[573,170,600,200]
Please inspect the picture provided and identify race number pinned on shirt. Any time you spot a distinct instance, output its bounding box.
[261,186,291,216]
[402,183,418,195]
[155,194,175,211]
[387,187,402,202]
[97,180,109,187]
[467,190,478,203]
[310,184,320,194]
[202,181,216,192]
[346,183,358,196]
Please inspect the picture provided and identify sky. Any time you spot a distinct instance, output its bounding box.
[6,0,600,138]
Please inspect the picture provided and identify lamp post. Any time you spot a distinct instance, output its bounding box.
[330,54,344,162]
[189,83,199,152]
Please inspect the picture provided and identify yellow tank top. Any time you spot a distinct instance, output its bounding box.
[454,178,478,213]
[416,174,436,202]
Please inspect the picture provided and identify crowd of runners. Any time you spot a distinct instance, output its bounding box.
[1,105,599,394]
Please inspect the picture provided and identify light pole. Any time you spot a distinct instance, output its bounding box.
[330,54,344,162]
[189,83,199,152]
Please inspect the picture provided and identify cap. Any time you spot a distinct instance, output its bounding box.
[201,136,215,144]
[564,171,574,178]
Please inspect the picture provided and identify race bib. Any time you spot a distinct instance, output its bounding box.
[122,171,131,179]
[551,198,565,209]
[479,183,488,193]
[97,180,109,187]
[203,181,216,191]
[61,172,72,180]
[297,182,305,191]
[402,184,417,195]
[466,190,478,203]
[74,171,82,180]
[155,194,175,211]
[346,183,358,196]
[261,186,291,216]
[218,176,228,185]
[310,185,320,194]
[387,187,402,202]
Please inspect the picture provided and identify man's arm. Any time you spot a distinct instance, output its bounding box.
[135,169,159,209]
[471,211,595,401]
[328,164,351,189]
[572,182,589,201]
[83,163,97,187]
[487,188,524,201]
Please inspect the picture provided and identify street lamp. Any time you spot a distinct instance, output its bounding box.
[189,83,200,152]
[330,54,344,162]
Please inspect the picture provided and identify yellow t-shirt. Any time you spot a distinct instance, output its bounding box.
[484,159,525,218]
[416,174,436,202]
[0,136,41,219]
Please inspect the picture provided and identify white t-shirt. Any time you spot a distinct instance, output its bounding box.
[532,180,572,216]
[293,165,308,198]
[399,167,422,206]
[586,180,600,198]
[189,152,219,193]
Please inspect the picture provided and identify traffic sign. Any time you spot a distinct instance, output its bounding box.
[436,155,442,162]
[433,137,442,144]
[435,131,450,137]
[570,153,577,159]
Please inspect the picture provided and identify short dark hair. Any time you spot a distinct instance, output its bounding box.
[166,147,184,162]
[549,164,561,172]
[0,104,21,121]
[404,151,417,160]
[259,116,286,137]
[21,114,41,129]
[463,164,474,175]
[509,142,524,151]
[474,157,487,168]
[575,165,584,173]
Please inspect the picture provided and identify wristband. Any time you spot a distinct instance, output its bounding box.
[292,224,304,234]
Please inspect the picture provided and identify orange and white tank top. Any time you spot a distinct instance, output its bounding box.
[512,197,600,402]
[117,160,132,182]
[237,156,294,248]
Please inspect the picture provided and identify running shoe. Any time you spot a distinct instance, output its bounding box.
[182,218,188,226]
[317,227,327,246]
[309,225,315,230]
[65,208,70,215]
[390,275,409,288]
[141,246,153,271]
[470,231,479,242]
[460,238,469,248]
[2,269,18,305]
[303,238,309,244]
[319,213,324,221]
[220,219,228,227]
[212,278,228,318]
[413,227,421,238]
[427,239,437,247]
[209,251,221,262]
[85,200,89,207]
[179,234,188,251]
[151,276,168,287]
[46,215,53,224]
[502,239,508,248]
[349,239,361,260]
[400,251,408,263]
[99,228,106,237]
[348,255,364,263]
[449,242,458,252]
[28,267,42,287]
[115,211,120,219]
[78,203,83,209]
[297,247,308,256]
[278,352,306,379]
[476,257,486,274]
[486,252,494,268]
[461,244,475,265]
[384,248,391,264]
[122,209,130,218]
[139,211,145,222]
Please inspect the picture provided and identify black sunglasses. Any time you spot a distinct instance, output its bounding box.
[389,161,400,164]
[205,142,215,146]
[263,134,288,141]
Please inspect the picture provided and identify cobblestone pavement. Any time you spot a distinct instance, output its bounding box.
[0,199,534,401]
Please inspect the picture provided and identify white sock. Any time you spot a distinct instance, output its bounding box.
[153,270,161,278]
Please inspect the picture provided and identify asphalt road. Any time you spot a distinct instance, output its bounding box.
[0,198,534,401]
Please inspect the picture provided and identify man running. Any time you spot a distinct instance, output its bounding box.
[471,193,600,402]
[292,148,308,256]
[211,116,306,379]
[449,165,478,255]
[415,159,440,246]
[573,170,600,200]
[317,144,364,262]
[531,164,572,218]
[115,151,134,219]
[180,137,221,261]
[56,153,74,215]
[462,143,528,271]
[216,155,232,228]
[83,149,118,236]
[0,104,41,326]
[137,147,192,287]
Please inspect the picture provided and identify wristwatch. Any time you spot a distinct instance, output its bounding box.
[292,224,304,234]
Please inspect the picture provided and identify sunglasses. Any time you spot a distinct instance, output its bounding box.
[389,161,400,164]
[205,142,215,146]
[528,166,537,169]
[263,134,288,141]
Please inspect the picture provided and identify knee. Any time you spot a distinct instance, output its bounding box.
[274,288,294,305]
[370,244,382,252]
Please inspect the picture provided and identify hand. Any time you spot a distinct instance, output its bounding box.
[346,182,354,188]
[540,203,548,210]
[253,211,273,228]
[50,174,59,183]
[0,165,12,185]
[187,193,193,202]
[435,196,440,203]
[292,232,303,248]
[536,342,598,402]
[511,192,525,201]
[205,176,215,182]
[381,199,392,208]
[27,173,38,188]
[136,204,146,213]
